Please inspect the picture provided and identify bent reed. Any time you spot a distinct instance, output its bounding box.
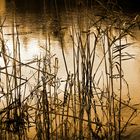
[0,4,139,140]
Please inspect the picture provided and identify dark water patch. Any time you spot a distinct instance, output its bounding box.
[6,0,45,13]
[6,0,78,14]
[5,0,140,14]
[117,0,140,12]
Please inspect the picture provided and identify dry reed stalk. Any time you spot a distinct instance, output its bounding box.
[0,2,139,139]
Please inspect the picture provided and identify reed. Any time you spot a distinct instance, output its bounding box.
[0,3,139,140]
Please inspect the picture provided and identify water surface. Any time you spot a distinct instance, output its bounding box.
[1,0,140,103]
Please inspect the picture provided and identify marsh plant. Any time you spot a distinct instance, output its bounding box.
[0,8,139,140]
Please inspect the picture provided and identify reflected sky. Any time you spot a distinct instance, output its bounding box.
[0,0,5,15]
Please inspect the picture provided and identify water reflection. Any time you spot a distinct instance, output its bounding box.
[3,0,89,53]
[1,0,140,104]
[0,0,6,15]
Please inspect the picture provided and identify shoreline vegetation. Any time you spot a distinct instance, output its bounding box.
[0,0,140,139]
